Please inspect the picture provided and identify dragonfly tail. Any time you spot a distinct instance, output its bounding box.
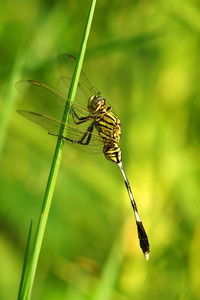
[118,162,150,259]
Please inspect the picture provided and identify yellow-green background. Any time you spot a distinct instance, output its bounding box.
[0,0,200,299]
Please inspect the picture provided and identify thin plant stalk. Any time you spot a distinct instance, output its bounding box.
[17,220,33,300]
[18,0,97,299]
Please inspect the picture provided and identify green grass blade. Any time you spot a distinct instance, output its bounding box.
[17,220,33,300]
[18,0,97,299]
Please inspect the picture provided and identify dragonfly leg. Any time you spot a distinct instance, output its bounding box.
[48,122,94,145]
[71,108,93,125]
[66,122,94,145]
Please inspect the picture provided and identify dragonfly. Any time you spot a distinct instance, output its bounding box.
[16,54,150,259]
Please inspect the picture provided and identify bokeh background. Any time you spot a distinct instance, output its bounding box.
[0,0,200,299]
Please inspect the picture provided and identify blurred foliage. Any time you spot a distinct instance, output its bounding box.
[0,0,200,299]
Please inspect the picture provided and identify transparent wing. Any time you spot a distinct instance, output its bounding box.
[17,110,104,154]
[16,57,116,154]
[57,54,114,110]
[57,77,95,110]
[57,54,101,107]
[16,79,91,120]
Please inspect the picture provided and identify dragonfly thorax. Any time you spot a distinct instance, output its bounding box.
[88,95,105,112]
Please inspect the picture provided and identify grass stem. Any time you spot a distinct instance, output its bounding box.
[18,1,97,299]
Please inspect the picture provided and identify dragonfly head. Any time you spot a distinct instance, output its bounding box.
[88,95,105,112]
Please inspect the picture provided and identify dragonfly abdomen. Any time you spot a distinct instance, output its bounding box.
[103,142,122,164]
[94,108,122,164]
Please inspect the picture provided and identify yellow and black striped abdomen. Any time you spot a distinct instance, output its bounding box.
[94,108,122,164]
[103,142,122,164]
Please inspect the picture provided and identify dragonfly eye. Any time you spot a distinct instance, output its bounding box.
[88,95,105,112]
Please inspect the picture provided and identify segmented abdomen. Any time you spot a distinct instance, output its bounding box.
[95,109,122,164]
